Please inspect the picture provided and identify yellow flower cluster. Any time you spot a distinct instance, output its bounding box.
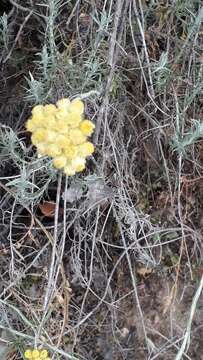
[24,349,50,360]
[26,98,95,176]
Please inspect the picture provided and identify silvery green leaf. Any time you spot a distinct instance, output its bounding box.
[62,182,83,203]
[87,179,113,205]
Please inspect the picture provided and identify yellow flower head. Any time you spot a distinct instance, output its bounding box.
[53,156,67,169]
[26,119,37,132]
[26,117,43,132]
[56,98,70,110]
[80,120,95,136]
[31,105,44,117]
[26,98,95,176]
[46,144,62,157]
[39,350,48,359]
[71,157,86,172]
[37,143,48,156]
[55,134,71,148]
[78,142,94,157]
[24,349,32,359]
[64,164,76,176]
[31,129,46,144]
[66,112,82,128]
[32,349,40,358]
[69,98,84,114]
[44,104,57,115]
[46,116,57,128]
[64,145,78,159]
[69,129,86,145]
[46,130,57,143]
[24,349,49,360]
[54,119,69,133]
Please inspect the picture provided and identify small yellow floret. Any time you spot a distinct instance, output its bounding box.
[31,134,38,146]
[64,164,76,176]
[80,120,95,136]
[32,349,40,358]
[54,119,69,133]
[66,112,82,127]
[39,349,48,359]
[24,349,32,359]
[26,117,43,132]
[71,157,86,172]
[69,98,84,114]
[56,98,70,110]
[69,129,85,145]
[44,104,57,114]
[55,110,68,121]
[31,129,46,144]
[32,116,45,128]
[55,134,71,148]
[78,142,94,157]
[53,156,67,169]
[46,130,57,143]
[64,145,78,159]
[26,118,36,132]
[46,144,61,157]
[46,116,57,128]
[36,143,48,155]
[31,105,44,116]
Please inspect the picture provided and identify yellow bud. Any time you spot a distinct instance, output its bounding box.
[24,349,33,359]
[72,157,86,172]
[33,116,45,127]
[54,119,69,133]
[64,145,77,159]
[69,98,84,114]
[32,349,40,358]
[56,98,70,110]
[53,156,67,169]
[32,129,46,144]
[69,129,86,145]
[36,143,48,155]
[56,110,81,128]
[46,116,57,128]
[78,142,94,157]
[31,134,39,146]
[66,113,82,128]
[55,134,71,148]
[44,104,57,114]
[31,105,44,116]
[47,144,61,157]
[55,110,68,121]
[46,130,57,143]
[26,118,36,132]
[64,164,76,176]
[39,349,48,359]
[80,120,95,136]
[27,117,44,132]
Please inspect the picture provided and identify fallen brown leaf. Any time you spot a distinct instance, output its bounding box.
[137,266,153,277]
[39,201,59,217]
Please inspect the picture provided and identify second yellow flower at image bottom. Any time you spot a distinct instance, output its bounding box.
[26,98,95,176]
